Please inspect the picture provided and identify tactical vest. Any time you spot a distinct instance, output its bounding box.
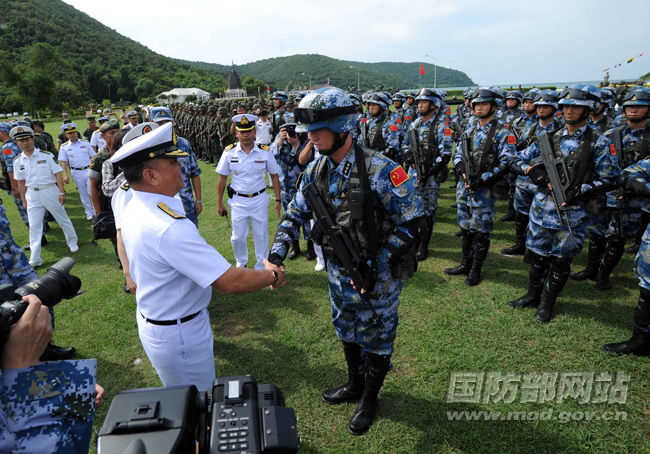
[362,117,387,152]
[467,120,499,175]
[613,125,650,169]
[409,117,440,168]
[313,146,393,264]
[549,126,597,191]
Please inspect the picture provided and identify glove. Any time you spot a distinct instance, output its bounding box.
[565,187,581,204]
[528,167,547,186]
[358,262,376,299]
[625,177,650,198]
[267,253,284,269]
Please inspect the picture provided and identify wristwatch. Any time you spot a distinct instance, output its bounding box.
[271,269,279,285]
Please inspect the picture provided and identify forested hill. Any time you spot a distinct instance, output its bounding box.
[176,54,475,91]
[0,0,236,111]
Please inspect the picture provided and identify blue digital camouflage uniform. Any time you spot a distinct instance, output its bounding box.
[403,104,418,129]
[513,119,562,215]
[0,202,36,287]
[626,159,650,290]
[503,108,525,125]
[359,112,400,162]
[401,113,453,225]
[176,136,201,226]
[453,119,516,233]
[351,112,364,141]
[0,138,29,227]
[0,359,96,454]
[270,148,424,355]
[603,125,650,238]
[517,125,621,257]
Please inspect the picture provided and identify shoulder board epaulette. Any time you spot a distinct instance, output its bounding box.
[157,202,185,219]
[63,140,70,145]
[225,144,235,151]
[259,144,269,151]
[120,182,130,191]
[92,129,101,135]
[40,150,52,155]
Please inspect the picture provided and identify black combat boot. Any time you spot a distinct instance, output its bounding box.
[603,288,650,355]
[570,233,606,281]
[596,236,626,291]
[509,252,551,308]
[322,342,365,405]
[305,240,316,261]
[536,257,571,324]
[40,342,76,361]
[465,232,489,286]
[288,240,300,260]
[501,212,528,256]
[416,219,433,262]
[348,353,390,435]
[445,229,474,275]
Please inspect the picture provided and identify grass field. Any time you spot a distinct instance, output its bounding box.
[11,117,647,453]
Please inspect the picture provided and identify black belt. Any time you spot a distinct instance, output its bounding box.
[233,188,265,198]
[70,166,89,170]
[140,310,202,326]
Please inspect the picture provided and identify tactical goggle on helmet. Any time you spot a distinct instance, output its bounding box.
[623,87,650,107]
[471,88,501,105]
[506,90,524,103]
[534,90,559,109]
[294,87,357,133]
[366,92,391,110]
[415,88,443,108]
[558,86,600,109]
[523,88,541,102]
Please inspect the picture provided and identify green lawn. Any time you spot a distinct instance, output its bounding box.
[10,117,646,453]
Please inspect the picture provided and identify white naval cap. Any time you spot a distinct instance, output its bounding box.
[232,113,258,131]
[110,122,187,167]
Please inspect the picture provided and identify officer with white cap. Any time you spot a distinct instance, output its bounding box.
[110,122,285,391]
[216,114,282,269]
[11,126,79,266]
[58,122,96,220]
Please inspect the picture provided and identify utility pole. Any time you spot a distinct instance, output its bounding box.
[424,54,438,88]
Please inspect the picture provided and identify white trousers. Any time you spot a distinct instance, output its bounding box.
[137,309,216,392]
[70,168,94,218]
[229,193,269,270]
[26,185,78,265]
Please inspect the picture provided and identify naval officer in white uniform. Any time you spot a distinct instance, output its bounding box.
[110,122,285,391]
[58,122,96,220]
[216,114,282,269]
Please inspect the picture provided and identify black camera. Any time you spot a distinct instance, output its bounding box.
[285,125,297,139]
[97,375,300,454]
[0,257,82,360]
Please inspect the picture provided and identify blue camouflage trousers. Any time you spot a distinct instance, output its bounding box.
[513,176,536,216]
[526,219,587,258]
[635,226,650,290]
[412,174,440,225]
[455,182,495,233]
[327,261,401,357]
[181,196,198,227]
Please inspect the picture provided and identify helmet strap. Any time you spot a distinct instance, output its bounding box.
[318,131,349,156]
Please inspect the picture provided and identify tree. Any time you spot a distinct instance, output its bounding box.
[134,78,156,100]
[185,94,197,102]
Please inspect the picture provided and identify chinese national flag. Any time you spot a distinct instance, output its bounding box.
[390,166,409,187]
[419,64,425,75]
[266,85,270,92]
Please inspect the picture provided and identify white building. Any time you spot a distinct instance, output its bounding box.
[155,87,211,103]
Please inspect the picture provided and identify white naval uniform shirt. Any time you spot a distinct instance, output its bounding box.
[120,190,230,321]
[58,139,95,169]
[255,119,273,145]
[13,149,62,187]
[216,142,280,193]
[90,129,106,150]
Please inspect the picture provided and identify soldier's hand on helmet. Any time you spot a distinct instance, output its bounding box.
[528,167,548,186]
[263,258,286,290]
[1,295,52,370]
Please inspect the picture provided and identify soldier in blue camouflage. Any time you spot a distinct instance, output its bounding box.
[512,88,540,137]
[603,156,650,355]
[571,86,650,290]
[445,87,516,286]
[268,87,425,436]
[0,296,99,454]
[270,116,315,260]
[0,123,30,228]
[358,92,401,163]
[349,93,364,142]
[508,84,621,323]
[151,107,203,226]
[502,90,563,256]
[402,91,419,128]
[499,90,527,222]
[401,88,453,260]
[503,90,526,125]
[590,87,615,133]
[272,91,289,138]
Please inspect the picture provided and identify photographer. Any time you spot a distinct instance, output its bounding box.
[0,295,102,454]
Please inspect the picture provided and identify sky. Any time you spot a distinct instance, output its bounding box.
[63,0,650,86]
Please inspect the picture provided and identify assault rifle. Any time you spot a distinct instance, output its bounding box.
[537,133,574,237]
[460,134,477,195]
[302,182,384,328]
[409,128,428,191]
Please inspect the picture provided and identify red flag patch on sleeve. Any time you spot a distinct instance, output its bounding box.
[507,135,516,144]
[390,165,409,187]
[610,144,617,155]
[361,118,367,123]
[444,128,452,136]
[405,115,411,121]
[2,148,12,155]
[389,124,398,132]
[396,118,402,124]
